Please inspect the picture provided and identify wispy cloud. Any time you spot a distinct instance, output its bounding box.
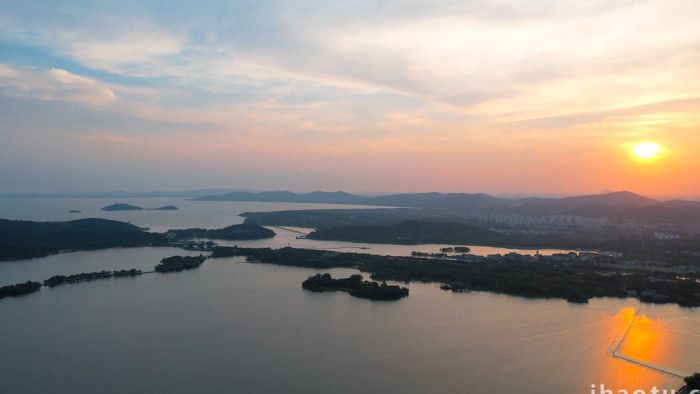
[60,28,185,74]
[0,63,116,105]
[1,1,699,196]
[510,98,700,130]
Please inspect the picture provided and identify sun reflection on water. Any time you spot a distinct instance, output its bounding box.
[620,313,667,363]
[601,306,689,391]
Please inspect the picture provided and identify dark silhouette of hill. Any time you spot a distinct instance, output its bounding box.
[197,191,299,202]
[366,192,508,210]
[197,190,509,210]
[197,190,659,210]
[564,191,658,206]
[198,190,700,223]
[303,191,368,204]
[0,218,166,261]
[197,190,367,204]
[509,191,659,214]
[0,188,255,198]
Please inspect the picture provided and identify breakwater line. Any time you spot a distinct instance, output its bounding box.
[607,304,689,379]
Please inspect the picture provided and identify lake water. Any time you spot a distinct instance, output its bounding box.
[0,198,698,393]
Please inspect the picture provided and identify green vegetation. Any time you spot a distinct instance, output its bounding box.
[0,281,42,299]
[155,205,178,210]
[302,273,409,300]
[155,255,206,273]
[0,218,167,261]
[167,223,275,241]
[44,269,142,287]
[211,246,700,306]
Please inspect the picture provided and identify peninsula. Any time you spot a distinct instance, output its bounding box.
[0,218,167,261]
[0,219,273,261]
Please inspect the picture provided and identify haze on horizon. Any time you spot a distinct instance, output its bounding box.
[1,1,699,200]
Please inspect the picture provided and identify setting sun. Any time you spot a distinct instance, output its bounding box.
[633,143,662,159]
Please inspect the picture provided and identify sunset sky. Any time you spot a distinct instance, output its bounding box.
[1,0,699,198]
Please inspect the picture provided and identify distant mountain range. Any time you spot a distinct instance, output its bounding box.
[0,189,257,198]
[3,188,699,223]
[195,190,700,222]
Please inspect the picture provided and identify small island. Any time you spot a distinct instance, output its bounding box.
[302,273,409,300]
[155,205,178,210]
[68,210,81,213]
[44,269,142,287]
[102,203,143,211]
[101,203,179,211]
[155,255,206,273]
[167,223,275,241]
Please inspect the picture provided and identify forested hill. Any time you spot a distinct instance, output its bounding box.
[306,220,507,245]
[0,218,166,261]
[199,190,700,223]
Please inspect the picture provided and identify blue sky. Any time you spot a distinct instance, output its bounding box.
[1,0,699,197]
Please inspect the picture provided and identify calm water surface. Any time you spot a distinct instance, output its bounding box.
[0,197,580,256]
[0,198,698,393]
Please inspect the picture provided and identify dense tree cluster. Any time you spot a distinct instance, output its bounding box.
[155,255,206,273]
[44,269,141,287]
[166,223,274,241]
[101,203,143,211]
[302,273,408,300]
[0,218,166,261]
[0,281,42,299]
